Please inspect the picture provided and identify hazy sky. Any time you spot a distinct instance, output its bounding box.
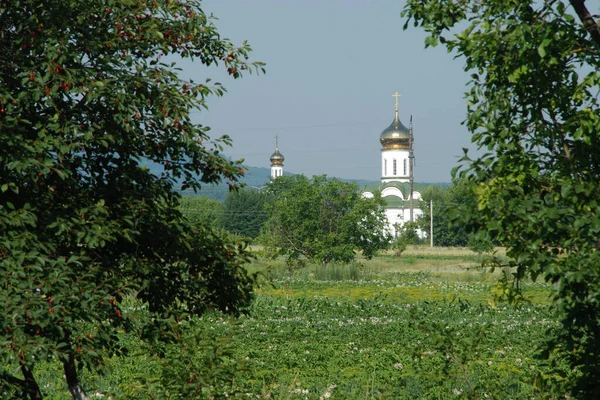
[180,0,474,183]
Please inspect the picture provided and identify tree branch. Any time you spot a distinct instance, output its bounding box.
[569,0,600,47]
[18,353,43,400]
[0,371,26,387]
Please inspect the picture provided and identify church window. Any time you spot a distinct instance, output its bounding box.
[384,160,387,176]
[403,159,407,175]
[393,159,397,175]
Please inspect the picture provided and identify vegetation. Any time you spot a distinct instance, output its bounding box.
[223,189,271,239]
[390,221,420,256]
[28,249,567,399]
[180,197,225,229]
[261,175,390,265]
[418,181,469,247]
[404,0,600,396]
[0,1,263,398]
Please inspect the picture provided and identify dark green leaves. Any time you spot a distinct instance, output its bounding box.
[0,0,261,397]
[261,175,390,265]
[404,0,600,396]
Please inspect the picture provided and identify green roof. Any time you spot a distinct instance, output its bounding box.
[361,181,429,197]
[383,196,412,208]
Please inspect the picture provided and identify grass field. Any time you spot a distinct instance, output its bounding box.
[39,247,568,399]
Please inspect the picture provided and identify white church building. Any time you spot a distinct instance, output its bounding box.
[361,94,424,237]
[267,94,423,238]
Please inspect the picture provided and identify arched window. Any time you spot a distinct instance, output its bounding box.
[393,159,397,175]
[403,159,407,175]
[384,159,387,176]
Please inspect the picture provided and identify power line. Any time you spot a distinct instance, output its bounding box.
[188,120,383,132]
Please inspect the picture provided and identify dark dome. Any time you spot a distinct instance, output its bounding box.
[270,148,284,166]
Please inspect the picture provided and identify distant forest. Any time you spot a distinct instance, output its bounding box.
[142,160,449,202]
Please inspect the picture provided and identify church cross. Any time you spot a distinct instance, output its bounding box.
[392,92,401,110]
[274,135,279,149]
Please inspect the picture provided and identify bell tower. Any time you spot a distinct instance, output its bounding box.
[380,92,411,183]
[270,136,284,179]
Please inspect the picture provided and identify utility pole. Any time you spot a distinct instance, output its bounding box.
[409,116,414,222]
[430,199,433,248]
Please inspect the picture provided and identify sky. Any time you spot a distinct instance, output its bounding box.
[179,0,474,183]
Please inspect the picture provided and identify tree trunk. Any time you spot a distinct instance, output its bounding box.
[63,353,89,400]
[19,354,43,400]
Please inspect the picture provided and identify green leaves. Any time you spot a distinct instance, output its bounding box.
[1,0,261,397]
[223,189,270,239]
[404,0,600,396]
[262,175,389,265]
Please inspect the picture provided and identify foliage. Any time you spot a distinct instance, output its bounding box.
[391,221,420,257]
[403,0,600,397]
[134,316,247,399]
[418,182,469,247]
[261,175,390,265]
[0,1,264,398]
[223,188,271,239]
[26,250,560,399]
[179,196,225,229]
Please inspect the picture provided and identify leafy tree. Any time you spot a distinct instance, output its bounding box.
[180,196,225,229]
[404,0,600,396]
[0,1,263,398]
[223,189,270,239]
[261,175,390,265]
[418,185,464,247]
[418,180,481,248]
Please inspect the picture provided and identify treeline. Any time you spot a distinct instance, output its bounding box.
[180,189,270,239]
[416,180,493,251]
[180,175,391,264]
[180,176,489,264]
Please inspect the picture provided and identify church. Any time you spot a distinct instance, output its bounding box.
[268,93,423,238]
[360,93,424,237]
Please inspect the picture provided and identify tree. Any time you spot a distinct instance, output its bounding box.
[404,0,600,397]
[418,180,484,248]
[180,196,225,229]
[418,185,466,247]
[223,189,270,239]
[261,175,390,265]
[0,1,263,398]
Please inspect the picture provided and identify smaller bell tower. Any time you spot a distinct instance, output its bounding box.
[270,136,284,179]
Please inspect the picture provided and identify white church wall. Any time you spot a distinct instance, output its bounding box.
[384,208,404,237]
[384,206,425,238]
[381,149,409,183]
[271,166,283,178]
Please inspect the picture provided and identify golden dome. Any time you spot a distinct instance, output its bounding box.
[379,110,410,150]
[270,147,284,166]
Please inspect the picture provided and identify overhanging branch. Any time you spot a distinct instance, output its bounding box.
[0,371,26,387]
[569,0,600,48]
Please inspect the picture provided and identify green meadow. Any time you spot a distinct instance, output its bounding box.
[39,248,566,399]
